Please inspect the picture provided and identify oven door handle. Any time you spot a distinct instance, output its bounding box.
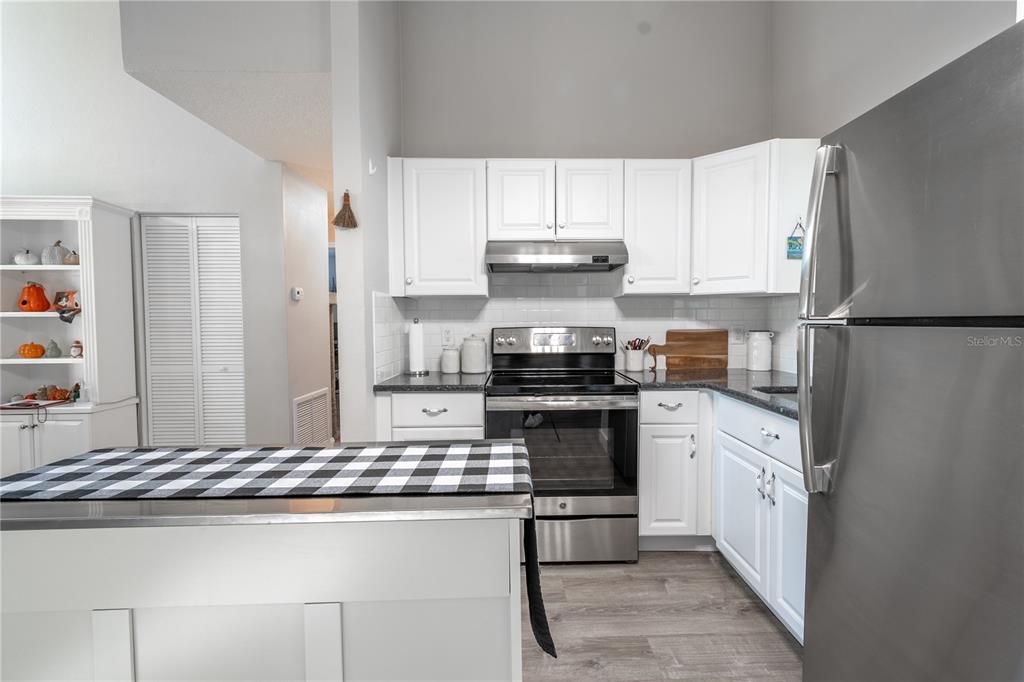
[486,396,639,411]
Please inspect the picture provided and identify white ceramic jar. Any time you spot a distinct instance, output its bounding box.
[746,330,775,371]
[460,335,487,374]
[440,347,461,374]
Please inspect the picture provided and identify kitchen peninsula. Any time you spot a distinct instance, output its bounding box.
[0,440,550,682]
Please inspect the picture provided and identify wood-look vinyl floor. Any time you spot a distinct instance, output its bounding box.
[522,552,803,681]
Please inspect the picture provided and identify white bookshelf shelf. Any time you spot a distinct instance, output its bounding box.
[1,357,84,365]
[0,264,81,272]
[0,311,61,318]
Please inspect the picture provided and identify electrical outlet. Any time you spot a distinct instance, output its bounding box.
[442,328,454,347]
[729,327,746,345]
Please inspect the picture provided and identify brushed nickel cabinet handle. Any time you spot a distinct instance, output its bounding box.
[760,427,780,440]
[422,407,449,416]
[657,402,683,410]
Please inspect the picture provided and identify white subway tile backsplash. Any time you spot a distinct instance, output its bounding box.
[371,282,802,380]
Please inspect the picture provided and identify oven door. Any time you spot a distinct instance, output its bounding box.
[485,395,638,498]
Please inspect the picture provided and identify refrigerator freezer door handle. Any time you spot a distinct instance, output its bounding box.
[798,323,837,493]
[798,144,840,321]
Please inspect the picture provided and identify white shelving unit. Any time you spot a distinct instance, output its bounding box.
[1,196,140,475]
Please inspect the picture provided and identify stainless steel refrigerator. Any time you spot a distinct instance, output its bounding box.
[797,22,1023,681]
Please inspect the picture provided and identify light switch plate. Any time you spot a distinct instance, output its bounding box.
[729,327,746,344]
[290,286,304,302]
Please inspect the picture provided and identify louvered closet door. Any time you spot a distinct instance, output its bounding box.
[195,217,246,445]
[142,216,245,446]
[141,216,200,445]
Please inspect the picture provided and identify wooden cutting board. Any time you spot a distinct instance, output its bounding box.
[647,329,729,369]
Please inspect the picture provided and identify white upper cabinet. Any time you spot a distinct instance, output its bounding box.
[402,159,488,296]
[692,141,770,294]
[555,159,624,241]
[486,160,555,241]
[622,160,692,295]
[691,139,818,295]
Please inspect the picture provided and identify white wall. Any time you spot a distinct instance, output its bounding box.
[283,168,330,426]
[770,1,1015,137]
[398,1,774,158]
[2,1,292,444]
[331,0,402,440]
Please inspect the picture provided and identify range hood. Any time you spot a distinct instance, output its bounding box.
[485,241,629,273]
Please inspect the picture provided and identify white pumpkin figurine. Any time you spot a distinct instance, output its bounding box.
[41,240,70,266]
[12,249,40,266]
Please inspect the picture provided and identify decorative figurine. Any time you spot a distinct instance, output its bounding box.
[71,383,81,402]
[13,249,40,266]
[44,339,63,358]
[17,342,45,358]
[69,340,83,358]
[51,290,81,323]
[63,250,80,265]
[18,281,50,312]
[41,240,70,265]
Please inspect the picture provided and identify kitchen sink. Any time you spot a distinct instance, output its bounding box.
[753,385,797,394]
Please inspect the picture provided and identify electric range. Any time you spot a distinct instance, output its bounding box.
[484,326,639,563]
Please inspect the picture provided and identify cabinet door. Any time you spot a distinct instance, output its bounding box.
[1,416,34,476]
[34,417,90,466]
[639,424,698,536]
[555,160,624,240]
[714,431,770,599]
[692,142,769,294]
[487,160,555,241]
[622,160,692,295]
[404,159,488,296]
[767,460,808,642]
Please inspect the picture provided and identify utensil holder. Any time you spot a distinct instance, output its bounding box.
[625,349,646,372]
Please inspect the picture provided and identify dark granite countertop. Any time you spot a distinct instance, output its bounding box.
[620,369,799,420]
[373,372,489,393]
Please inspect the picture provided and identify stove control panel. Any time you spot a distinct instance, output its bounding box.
[492,326,616,354]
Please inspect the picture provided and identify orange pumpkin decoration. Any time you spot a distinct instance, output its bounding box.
[18,282,49,312]
[18,342,45,358]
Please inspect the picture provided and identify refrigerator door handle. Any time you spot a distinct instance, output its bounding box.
[798,144,840,321]
[798,323,837,493]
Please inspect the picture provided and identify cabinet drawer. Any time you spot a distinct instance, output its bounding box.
[391,393,484,428]
[391,427,484,442]
[716,396,800,471]
[640,391,699,424]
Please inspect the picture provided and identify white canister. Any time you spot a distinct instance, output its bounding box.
[625,349,646,373]
[460,334,487,374]
[746,330,775,371]
[440,347,461,374]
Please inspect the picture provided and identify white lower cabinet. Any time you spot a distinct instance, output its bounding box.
[639,424,698,535]
[1,415,34,476]
[713,396,806,642]
[715,432,771,599]
[638,390,707,538]
[384,392,485,442]
[767,457,808,640]
[0,401,139,475]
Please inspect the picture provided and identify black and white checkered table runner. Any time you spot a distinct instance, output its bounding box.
[0,442,533,501]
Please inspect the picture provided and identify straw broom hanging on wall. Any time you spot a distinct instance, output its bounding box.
[333,190,358,228]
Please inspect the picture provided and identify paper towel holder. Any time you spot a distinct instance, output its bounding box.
[406,318,430,377]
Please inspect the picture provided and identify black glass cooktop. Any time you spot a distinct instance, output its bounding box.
[487,370,639,395]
